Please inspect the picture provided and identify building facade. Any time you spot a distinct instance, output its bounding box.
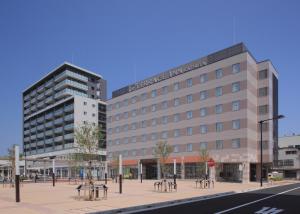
[275,135,300,179]
[106,43,279,182]
[22,62,107,177]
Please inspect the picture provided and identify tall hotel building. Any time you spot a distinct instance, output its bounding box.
[107,43,279,182]
[23,63,107,175]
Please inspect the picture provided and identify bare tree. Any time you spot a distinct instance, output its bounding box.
[74,123,103,200]
[154,141,173,179]
[198,149,209,178]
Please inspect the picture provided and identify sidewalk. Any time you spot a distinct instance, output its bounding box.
[0,180,296,214]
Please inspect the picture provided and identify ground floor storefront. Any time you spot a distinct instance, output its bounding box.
[115,158,272,183]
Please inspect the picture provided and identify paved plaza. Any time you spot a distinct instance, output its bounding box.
[0,180,295,214]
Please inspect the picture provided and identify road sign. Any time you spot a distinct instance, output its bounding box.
[207,158,215,167]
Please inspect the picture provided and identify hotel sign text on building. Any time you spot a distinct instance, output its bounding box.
[128,59,207,92]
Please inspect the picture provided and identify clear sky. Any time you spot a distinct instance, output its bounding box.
[0,0,300,155]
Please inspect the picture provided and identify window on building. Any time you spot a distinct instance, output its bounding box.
[216,140,223,149]
[174,129,180,138]
[151,90,157,98]
[107,116,112,123]
[232,119,241,129]
[141,120,147,128]
[115,114,120,121]
[141,107,147,114]
[186,111,193,119]
[123,138,129,144]
[83,111,87,115]
[151,118,157,126]
[260,123,269,132]
[132,150,137,156]
[131,96,137,103]
[215,87,223,97]
[131,136,137,143]
[232,63,240,74]
[162,101,168,109]
[173,145,179,153]
[115,102,120,109]
[187,94,193,103]
[123,124,129,132]
[215,104,223,114]
[200,142,208,150]
[141,93,147,101]
[232,82,240,93]
[132,109,137,117]
[259,105,269,115]
[259,87,268,97]
[200,73,208,83]
[107,104,112,111]
[187,78,193,87]
[174,82,180,91]
[151,104,157,112]
[123,112,129,119]
[200,125,208,134]
[84,101,87,105]
[141,134,147,142]
[232,138,241,148]
[92,113,95,117]
[187,143,193,152]
[232,100,240,111]
[161,131,168,139]
[115,139,120,145]
[259,69,268,80]
[115,126,120,133]
[200,107,207,117]
[286,150,297,155]
[162,86,168,95]
[123,99,129,106]
[108,128,113,135]
[92,104,95,108]
[162,116,168,124]
[215,69,223,79]
[200,90,208,100]
[187,127,193,136]
[107,140,113,146]
[173,113,180,122]
[151,133,158,141]
[216,122,223,132]
[131,122,137,130]
[174,98,180,107]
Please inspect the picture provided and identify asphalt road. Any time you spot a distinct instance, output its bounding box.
[134,183,300,214]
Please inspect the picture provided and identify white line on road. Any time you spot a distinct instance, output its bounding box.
[215,185,300,214]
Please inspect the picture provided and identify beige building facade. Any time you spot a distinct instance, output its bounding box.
[107,43,279,182]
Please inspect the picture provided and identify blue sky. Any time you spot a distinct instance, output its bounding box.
[0,0,300,155]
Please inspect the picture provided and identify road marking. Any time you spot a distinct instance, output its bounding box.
[215,185,300,214]
[255,207,283,214]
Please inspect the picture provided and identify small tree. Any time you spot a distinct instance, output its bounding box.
[74,123,103,200]
[198,149,209,178]
[154,141,173,179]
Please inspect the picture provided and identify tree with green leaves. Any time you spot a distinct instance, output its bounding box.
[154,141,173,179]
[74,123,103,200]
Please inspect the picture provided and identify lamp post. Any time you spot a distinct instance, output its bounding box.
[104,161,108,185]
[15,145,20,202]
[173,159,177,185]
[119,154,122,194]
[259,114,284,187]
[52,158,55,187]
[140,163,143,183]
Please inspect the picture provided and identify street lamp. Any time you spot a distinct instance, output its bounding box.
[259,114,284,187]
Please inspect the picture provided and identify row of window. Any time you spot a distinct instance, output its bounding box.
[108,138,242,158]
[108,119,241,145]
[108,63,243,111]
[108,101,241,134]
[108,82,242,122]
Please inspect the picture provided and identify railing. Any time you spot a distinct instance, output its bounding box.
[45,138,53,144]
[45,88,53,96]
[45,79,54,88]
[64,133,74,140]
[54,118,63,125]
[54,109,64,117]
[64,123,74,131]
[45,121,54,128]
[45,130,53,136]
[37,133,44,139]
[64,114,74,122]
[64,104,74,113]
[54,136,63,142]
[54,127,63,134]
[45,112,53,120]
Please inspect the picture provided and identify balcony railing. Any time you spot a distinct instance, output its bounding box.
[45,121,54,128]
[30,90,36,97]
[54,118,63,126]
[37,117,44,124]
[24,94,30,101]
[30,135,36,140]
[24,137,30,142]
[64,133,74,140]
[37,133,44,139]
[45,130,53,136]
[64,123,74,131]
[37,101,45,109]
[24,130,30,135]
[24,101,30,108]
[45,96,54,104]
[45,79,54,88]
[37,85,45,93]
[54,136,63,142]
[45,112,53,120]
[55,70,88,83]
[54,109,64,117]
[30,120,37,126]
[37,140,44,146]
[64,104,74,113]
[45,138,53,144]
[45,88,54,96]
[64,114,74,122]
[54,127,63,134]
[37,124,44,131]
[37,93,44,101]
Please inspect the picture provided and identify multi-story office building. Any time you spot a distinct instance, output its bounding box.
[22,62,107,177]
[107,43,279,183]
[275,135,300,179]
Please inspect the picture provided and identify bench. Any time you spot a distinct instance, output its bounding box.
[76,184,108,200]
